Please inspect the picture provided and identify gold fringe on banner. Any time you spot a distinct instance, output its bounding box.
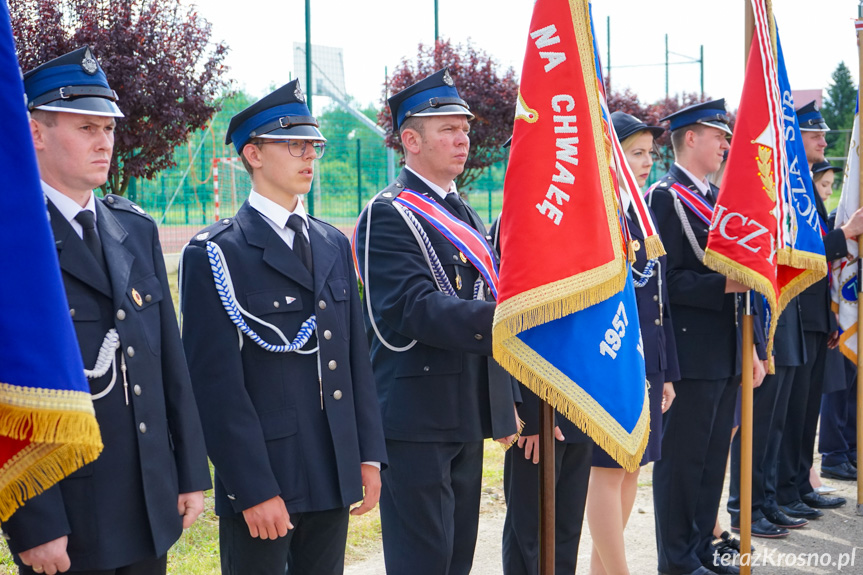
[703,249,780,372]
[0,383,103,522]
[493,336,650,472]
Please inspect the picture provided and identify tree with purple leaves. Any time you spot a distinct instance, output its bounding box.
[11,0,230,196]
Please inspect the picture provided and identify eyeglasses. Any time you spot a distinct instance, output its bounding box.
[257,139,327,159]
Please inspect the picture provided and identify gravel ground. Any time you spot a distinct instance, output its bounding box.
[346,459,862,575]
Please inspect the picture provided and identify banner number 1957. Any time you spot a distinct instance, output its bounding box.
[599,301,628,360]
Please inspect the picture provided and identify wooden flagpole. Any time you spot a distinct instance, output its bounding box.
[856,0,863,518]
[739,2,756,572]
[539,401,555,573]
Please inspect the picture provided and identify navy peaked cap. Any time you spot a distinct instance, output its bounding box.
[388,68,474,131]
[23,47,123,118]
[611,111,664,142]
[796,100,830,131]
[226,79,325,154]
[661,99,731,136]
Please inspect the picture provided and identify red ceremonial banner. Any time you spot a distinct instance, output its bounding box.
[495,0,627,324]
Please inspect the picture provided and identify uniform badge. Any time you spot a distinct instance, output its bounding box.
[131,288,143,307]
[131,203,146,215]
[294,83,305,103]
[285,296,296,305]
[382,192,393,198]
[632,240,641,252]
[455,273,463,291]
[81,48,98,75]
[459,251,467,263]
[195,232,210,241]
[442,69,454,87]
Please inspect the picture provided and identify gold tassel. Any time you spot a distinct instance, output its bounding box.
[644,235,667,260]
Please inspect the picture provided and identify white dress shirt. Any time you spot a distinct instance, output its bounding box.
[405,165,461,203]
[247,190,309,249]
[674,162,712,198]
[43,182,97,240]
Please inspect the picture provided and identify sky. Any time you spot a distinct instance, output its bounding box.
[194,0,863,112]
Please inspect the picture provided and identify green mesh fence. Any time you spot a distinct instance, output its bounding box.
[129,97,508,254]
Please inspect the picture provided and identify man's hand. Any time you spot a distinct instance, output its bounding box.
[841,206,863,239]
[753,352,767,388]
[494,404,522,446]
[725,279,750,293]
[350,464,382,516]
[516,426,565,464]
[177,491,205,529]
[18,536,70,575]
[242,496,292,539]
[661,382,676,413]
[828,330,840,349]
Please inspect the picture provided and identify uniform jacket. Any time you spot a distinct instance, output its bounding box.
[181,202,387,517]
[3,195,211,570]
[355,168,520,443]
[628,208,681,384]
[799,192,845,333]
[649,165,765,381]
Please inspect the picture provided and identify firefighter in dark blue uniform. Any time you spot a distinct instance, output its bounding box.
[648,100,766,575]
[354,69,520,575]
[776,102,863,517]
[180,80,387,575]
[3,47,211,575]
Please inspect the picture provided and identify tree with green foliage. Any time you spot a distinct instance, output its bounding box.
[821,61,857,161]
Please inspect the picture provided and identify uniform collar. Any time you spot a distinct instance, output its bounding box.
[405,165,459,201]
[674,162,711,197]
[248,189,308,230]
[42,181,96,224]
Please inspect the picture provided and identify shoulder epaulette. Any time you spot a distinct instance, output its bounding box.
[375,181,404,204]
[189,217,235,246]
[102,194,152,219]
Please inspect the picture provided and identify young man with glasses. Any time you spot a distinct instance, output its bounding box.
[180,80,387,575]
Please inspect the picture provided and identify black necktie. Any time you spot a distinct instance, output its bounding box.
[444,193,470,224]
[75,210,108,273]
[286,214,313,274]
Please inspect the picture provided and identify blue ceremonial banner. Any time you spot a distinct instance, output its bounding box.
[775,27,827,300]
[493,0,649,471]
[0,1,101,522]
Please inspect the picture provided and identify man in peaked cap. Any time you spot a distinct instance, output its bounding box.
[773,101,863,518]
[647,99,768,575]
[353,68,521,575]
[180,79,387,575]
[1,47,211,575]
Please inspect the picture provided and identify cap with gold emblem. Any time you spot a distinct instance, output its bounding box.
[387,68,474,132]
[23,46,123,118]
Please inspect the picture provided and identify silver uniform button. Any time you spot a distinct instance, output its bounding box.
[273,301,280,308]
[333,390,343,400]
[133,384,142,396]
[126,346,135,357]
[145,294,152,303]
[474,334,483,340]
[328,360,337,371]
[654,319,661,326]
[319,300,327,310]
[116,309,126,320]
[423,366,430,372]
[139,422,147,433]
[70,308,75,317]
[324,330,332,340]
[653,295,659,302]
